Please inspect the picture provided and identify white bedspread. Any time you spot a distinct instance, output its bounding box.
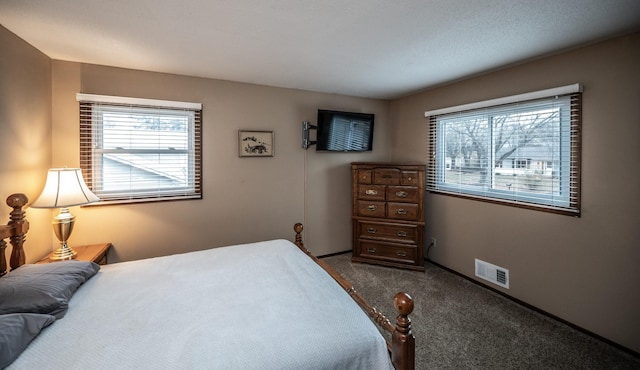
[10,239,394,370]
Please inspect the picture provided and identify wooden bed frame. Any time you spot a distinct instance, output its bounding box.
[0,193,415,370]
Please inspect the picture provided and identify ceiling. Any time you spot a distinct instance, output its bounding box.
[2,0,640,99]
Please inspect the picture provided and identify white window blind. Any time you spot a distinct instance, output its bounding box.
[78,94,202,205]
[426,84,582,215]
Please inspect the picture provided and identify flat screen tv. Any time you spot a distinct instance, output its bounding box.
[316,109,374,151]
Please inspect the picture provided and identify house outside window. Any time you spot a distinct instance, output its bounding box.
[78,94,202,205]
[426,84,582,215]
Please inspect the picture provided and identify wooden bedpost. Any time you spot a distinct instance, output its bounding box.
[293,222,304,248]
[7,193,29,272]
[1,193,29,276]
[392,292,415,370]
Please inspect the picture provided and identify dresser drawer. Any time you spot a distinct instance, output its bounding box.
[357,170,372,184]
[387,186,419,203]
[357,200,386,218]
[373,168,400,185]
[357,221,418,244]
[387,202,419,220]
[356,240,417,265]
[401,171,420,186]
[357,185,386,201]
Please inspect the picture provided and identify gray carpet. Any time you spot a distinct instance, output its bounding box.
[321,253,640,370]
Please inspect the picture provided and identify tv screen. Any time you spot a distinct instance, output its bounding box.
[316,109,374,151]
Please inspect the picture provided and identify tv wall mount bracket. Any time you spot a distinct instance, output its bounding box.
[302,121,317,150]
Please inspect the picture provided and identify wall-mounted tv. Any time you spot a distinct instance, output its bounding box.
[316,109,374,152]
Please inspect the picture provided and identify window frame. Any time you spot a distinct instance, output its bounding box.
[77,94,203,205]
[425,84,582,216]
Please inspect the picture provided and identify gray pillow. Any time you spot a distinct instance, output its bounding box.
[0,261,100,318]
[0,313,56,368]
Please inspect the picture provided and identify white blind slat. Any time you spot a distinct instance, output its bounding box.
[424,83,582,117]
[77,93,202,110]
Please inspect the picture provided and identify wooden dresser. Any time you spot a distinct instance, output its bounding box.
[351,162,425,271]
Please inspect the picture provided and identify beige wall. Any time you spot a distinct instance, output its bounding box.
[390,33,640,352]
[49,61,390,262]
[0,26,52,261]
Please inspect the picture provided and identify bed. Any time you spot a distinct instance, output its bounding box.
[0,193,415,369]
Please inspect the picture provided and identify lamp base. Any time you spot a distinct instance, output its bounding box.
[49,207,77,261]
[49,243,78,261]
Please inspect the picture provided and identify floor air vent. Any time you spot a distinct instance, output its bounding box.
[475,259,509,289]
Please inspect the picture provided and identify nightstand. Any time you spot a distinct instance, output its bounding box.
[36,243,112,265]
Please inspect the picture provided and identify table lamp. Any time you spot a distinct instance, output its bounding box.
[31,168,99,261]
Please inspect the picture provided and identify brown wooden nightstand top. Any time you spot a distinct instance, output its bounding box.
[36,243,113,265]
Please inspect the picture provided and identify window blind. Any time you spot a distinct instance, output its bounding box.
[426,85,582,215]
[78,94,202,205]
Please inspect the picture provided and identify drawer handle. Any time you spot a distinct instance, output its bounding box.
[396,209,408,215]
[407,177,413,181]
[395,191,408,197]
[365,189,378,195]
[397,231,407,237]
[367,228,377,234]
[397,251,407,257]
[367,205,377,211]
[367,248,376,253]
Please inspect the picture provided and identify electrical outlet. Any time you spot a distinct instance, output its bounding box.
[430,237,436,247]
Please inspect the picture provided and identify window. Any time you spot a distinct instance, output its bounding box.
[426,84,582,215]
[78,94,202,204]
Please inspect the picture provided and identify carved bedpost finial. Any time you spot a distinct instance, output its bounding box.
[294,223,304,248]
[392,292,416,370]
[6,193,28,210]
[394,291,414,317]
[7,193,29,271]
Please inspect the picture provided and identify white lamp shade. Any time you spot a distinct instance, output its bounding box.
[32,168,99,208]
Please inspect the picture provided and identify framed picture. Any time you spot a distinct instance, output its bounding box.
[238,130,274,157]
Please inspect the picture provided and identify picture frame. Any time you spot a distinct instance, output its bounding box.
[238,130,274,157]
